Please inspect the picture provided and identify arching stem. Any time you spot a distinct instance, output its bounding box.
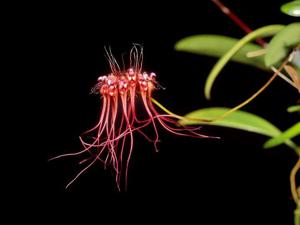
[211,0,266,47]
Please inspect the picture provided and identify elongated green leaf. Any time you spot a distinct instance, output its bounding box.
[281,1,300,17]
[264,122,300,148]
[179,107,297,149]
[180,107,281,136]
[204,25,285,100]
[265,23,300,67]
[288,105,300,113]
[175,35,266,69]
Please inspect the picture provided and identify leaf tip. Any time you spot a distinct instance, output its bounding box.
[281,1,300,17]
[263,141,272,149]
[204,81,212,100]
[174,39,185,51]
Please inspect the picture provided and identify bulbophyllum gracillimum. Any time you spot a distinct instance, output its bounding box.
[51,45,213,191]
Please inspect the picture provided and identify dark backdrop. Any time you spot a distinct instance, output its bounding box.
[12,0,299,224]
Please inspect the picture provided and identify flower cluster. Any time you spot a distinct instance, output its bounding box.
[52,46,210,190]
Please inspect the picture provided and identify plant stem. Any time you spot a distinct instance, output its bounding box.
[151,98,211,122]
[211,0,266,47]
[214,56,290,121]
[291,157,300,204]
[205,24,285,99]
[151,98,183,120]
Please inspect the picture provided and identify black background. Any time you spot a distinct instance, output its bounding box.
[11,0,299,224]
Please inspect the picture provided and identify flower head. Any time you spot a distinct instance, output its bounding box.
[51,45,211,191]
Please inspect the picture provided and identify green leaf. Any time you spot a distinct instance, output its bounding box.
[288,105,300,113]
[281,1,300,17]
[265,22,300,67]
[175,35,266,70]
[203,25,285,100]
[179,107,282,136]
[264,122,300,148]
[179,107,297,149]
